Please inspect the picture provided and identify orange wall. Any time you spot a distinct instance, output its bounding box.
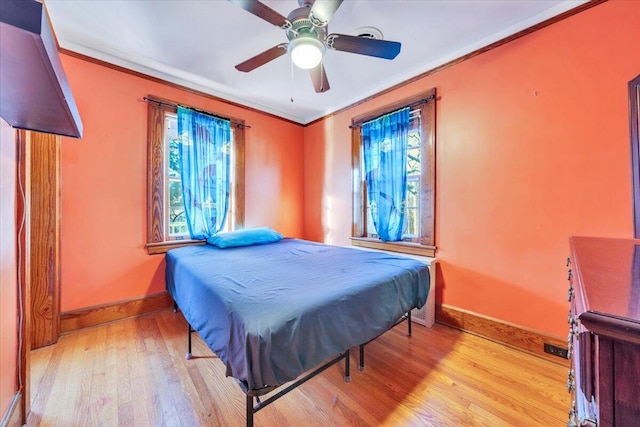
[304,1,639,337]
[58,55,305,311]
[0,119,18,418]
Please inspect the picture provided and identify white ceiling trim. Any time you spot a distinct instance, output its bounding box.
[299,0,589,124]
[55,0,589,125]
[58,38,304,123]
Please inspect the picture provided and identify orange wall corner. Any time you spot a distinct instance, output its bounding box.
[302,0,639,337]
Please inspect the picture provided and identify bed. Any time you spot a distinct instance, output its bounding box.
[166,237,431,426]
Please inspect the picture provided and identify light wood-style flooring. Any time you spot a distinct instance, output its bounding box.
[29,309,570,426]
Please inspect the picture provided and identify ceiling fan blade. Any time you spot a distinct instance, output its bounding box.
[309,0,343,26]
[227,0,288,27]
[328,34,401,59]
[235,45,287,72]
[309,63,330,93]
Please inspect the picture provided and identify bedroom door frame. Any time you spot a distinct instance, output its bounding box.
[20,130,61,349]
[629,74,640,237]
[16,129,62,422]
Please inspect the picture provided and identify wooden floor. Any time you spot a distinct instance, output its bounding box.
[29,309,570,427]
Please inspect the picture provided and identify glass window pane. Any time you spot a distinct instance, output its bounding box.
[366,208,377,236]
[168,180,188,236]
[165,113,189,239]
[405,207,418,237]
[363,108,424,241]
[402,117,421,239]
[407,181,419,206]
[405,180,419,237]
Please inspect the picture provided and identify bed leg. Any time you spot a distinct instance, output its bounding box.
[246,395,254,427]
[359,344,365,372]
[186,323,193,360]
[407,310,412,337]
[344,349,350,382]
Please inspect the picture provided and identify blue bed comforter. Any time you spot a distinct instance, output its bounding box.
[165,238,430,391]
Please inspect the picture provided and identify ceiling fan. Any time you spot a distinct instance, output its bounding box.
[228,0,402,93]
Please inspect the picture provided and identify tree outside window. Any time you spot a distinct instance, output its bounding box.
[145,96,245,254]
[352,89,436,257]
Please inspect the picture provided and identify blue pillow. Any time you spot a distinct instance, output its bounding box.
[207,227,283,249]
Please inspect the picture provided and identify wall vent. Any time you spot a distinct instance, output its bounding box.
[412,306,428,326]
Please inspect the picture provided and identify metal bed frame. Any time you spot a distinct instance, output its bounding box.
[175,302,414,427]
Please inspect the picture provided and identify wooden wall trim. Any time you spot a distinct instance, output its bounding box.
[16,131,31,423]
[59,290,569,368]
[59,2,604,128]
[305,0,607,127]
[0,391,23,427]
[436,303,569,366]
[28,132,61,350]
[60,292,173,334]
[58,48,301,127]
[629,74,640,237]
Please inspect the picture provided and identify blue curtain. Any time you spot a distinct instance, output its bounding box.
[177,106,231,240]
[362,107,410,242]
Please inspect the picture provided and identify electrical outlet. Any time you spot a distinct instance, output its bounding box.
[544,343,569,359]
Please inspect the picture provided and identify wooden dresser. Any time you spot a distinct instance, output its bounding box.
[567,237,640,426]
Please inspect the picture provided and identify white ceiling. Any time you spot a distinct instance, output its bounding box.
[45,0,587,124]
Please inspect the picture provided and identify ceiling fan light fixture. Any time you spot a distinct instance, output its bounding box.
[289,36,325,69]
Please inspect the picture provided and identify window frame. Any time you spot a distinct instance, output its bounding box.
[164,112,190,240]
[145,95,245,254]
[351,89,436,257]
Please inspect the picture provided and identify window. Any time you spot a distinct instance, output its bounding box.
[351,89,436,257]
[165,113,189,239]
[146,96,245,254]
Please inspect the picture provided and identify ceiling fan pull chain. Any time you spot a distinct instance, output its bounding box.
[229,0,399,93]
[290,58,294,103]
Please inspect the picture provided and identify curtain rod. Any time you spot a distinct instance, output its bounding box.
[142,97,251,129]
[349,94,435,129]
